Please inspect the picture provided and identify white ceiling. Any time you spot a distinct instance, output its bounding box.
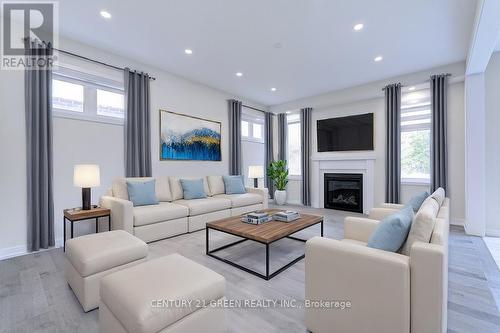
[57,0,477,106]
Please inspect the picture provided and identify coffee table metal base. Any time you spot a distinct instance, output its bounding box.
[206,220,323,280]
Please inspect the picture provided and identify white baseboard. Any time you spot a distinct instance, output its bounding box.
[450,218,465,226]
[0,237,63,261]
[486,228,500,237]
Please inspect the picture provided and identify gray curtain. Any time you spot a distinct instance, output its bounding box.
[277,113,287,161]
[385,83,401,203]
[264,112,275,197]
[25,39,54,251]
[124,69,152,177]
[228,99,242,175]
[301,107,312,206]
[431,74,449,192]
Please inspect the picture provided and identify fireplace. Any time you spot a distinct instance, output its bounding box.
[324,173,363,213]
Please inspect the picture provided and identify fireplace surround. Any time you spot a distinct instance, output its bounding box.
[324,173,363,213]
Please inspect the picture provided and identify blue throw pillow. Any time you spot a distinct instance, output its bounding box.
[223,175,246,194]
[367,206,414,252]
[180,178,207,199]
[126,180,159,207]
[405,191,429,212]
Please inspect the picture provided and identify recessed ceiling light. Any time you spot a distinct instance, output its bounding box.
[408,86,416,91]
[270,87,277,92]
[100,10,111,19]
[184,49,193,55]
[353,23,364,31]
[374,56,383,62]
[285,111,292,114]
[235,72,243,77]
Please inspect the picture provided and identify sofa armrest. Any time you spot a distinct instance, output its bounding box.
[100,196,134,235]
[368,207,400,220]
[410,242,447,333]
[305,237,410,333]
[344,217,380,243]
[246,187,269,209]
[380,203,405,210]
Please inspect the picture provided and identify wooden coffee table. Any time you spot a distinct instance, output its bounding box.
[206,209,323,280]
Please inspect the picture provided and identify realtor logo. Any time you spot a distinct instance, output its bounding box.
[1,1,58,69]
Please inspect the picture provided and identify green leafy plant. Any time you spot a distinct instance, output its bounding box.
[267,160,289,191]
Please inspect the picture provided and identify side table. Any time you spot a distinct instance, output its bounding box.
[63,207,111,251]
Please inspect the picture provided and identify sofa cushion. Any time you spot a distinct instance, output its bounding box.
[169,177,210,200]
[127,180,159,206]
[402,196,440,255]
[430,187,445,206]
[341,239,368,247]
[133,202,189,227]
[112,177,172,202]
[65,230,147,277]
[180,178,207,199]
[223,175,246,194]
[214,193,262,208]
[367,206,414,252]
[207,175,225,195]
[174,197,231,216]
[100,254,225,333]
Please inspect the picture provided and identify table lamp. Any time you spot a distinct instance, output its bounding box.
[74,164,100,210]
[248,165,264,188]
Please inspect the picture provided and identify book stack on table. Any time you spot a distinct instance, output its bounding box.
[273,211,301,222]
[241,211,273,225]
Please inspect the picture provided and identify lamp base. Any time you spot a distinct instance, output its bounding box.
[253,178,258,188]
[82,187,91,210]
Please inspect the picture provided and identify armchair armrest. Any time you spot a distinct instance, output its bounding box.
[380,203,405,210]
[368,207,400,220]
[100,196,134,235]
[305,237,410,333]
[344,217,379,243]
[410,242,447,333]
[245,187,269,209]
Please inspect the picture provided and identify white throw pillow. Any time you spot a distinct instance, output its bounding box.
[207,176,225,196]
[402,196,440,255]
[155,176,172,202]
[169,177,210,200]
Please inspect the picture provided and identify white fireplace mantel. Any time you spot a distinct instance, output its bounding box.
[311,153,376,214]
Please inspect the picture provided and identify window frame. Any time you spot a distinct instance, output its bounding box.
[286,113,302,179]
[52,69,125,126]
[241,115,265,143]
[400,92,431,185]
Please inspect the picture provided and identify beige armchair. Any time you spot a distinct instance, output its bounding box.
[305,199,449,333]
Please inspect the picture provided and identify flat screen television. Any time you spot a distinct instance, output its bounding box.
[317,113,374,152]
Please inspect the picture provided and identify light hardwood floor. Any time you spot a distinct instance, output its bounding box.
[1,206,500,332]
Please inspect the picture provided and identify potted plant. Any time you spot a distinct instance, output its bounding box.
[267,160,289,205]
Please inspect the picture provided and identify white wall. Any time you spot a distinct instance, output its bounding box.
[485,52,500,236]
[0,35,265,259]
[270,63,466,223]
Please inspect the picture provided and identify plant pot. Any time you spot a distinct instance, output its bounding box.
[274,190,287,205]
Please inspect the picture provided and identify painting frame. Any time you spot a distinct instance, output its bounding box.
[159,110,222,161]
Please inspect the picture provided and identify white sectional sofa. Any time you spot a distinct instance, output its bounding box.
[100,175,268,243]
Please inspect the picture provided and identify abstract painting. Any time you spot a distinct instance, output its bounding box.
[160,110,221,161]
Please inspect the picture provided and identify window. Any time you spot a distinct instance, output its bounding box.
[52,79,84,112]
[287,113,301,176]
[52,67,124,124]
[241,112,264,143]
[401,89,431,183]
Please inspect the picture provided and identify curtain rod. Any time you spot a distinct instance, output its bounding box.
[242,104,267,113]
[381,73,452,91]
[22,37,156,80]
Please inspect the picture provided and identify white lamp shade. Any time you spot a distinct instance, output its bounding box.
[248,165,264,179]
[74,164,100,188]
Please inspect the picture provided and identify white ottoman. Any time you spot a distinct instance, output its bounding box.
[65,230,148,312]
[99,254,226,333]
